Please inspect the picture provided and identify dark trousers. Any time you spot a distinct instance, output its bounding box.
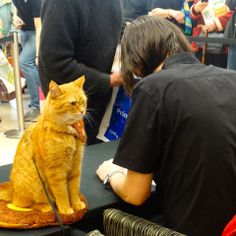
[195,50,228,68]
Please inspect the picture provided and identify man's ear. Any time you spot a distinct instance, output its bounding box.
[49,80,62,99]
[74,75,85,88]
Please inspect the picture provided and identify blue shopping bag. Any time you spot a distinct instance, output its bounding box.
[98,86,131,142]
[104,86,132,141]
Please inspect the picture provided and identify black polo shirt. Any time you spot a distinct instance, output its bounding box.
[13,0,41,31]
[113,52,236,236]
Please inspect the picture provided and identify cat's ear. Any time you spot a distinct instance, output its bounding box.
[74,75,85,88]
[49,80,62,99]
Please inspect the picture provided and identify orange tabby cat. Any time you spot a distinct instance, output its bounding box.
[0,76,87,215]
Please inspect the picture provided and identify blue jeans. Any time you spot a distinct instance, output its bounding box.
[227,44,236,70]
[20,30,40,109]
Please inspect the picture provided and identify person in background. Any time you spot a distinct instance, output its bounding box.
[149,0,195,35]
[190,0,232,39]
[38,0,123,145]
[13,0,41,121]
[0,0,12,37]
[224,1,236,70]
[96,16,236,236]
[190,0,233,67]
[122,0,195,35]
[122,0,182,21]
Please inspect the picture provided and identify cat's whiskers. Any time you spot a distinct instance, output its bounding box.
[84,84,97,98]
[85,108,97,113]
[83,107,99,128]
[84,112,94,128]
[56,110,93,129]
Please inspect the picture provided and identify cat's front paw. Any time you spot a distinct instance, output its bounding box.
[72,200,86,211]
[32,203,52,213]
[58,206,74,215]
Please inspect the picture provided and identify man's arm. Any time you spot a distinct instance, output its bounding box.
[34,17,41,63]
[149,8,185,24]
[111,170,153,205]
[96,88,159,206]
[190,0,208,21]
[96,159,153,205]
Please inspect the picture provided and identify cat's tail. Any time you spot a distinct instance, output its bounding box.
[0,182,12,201]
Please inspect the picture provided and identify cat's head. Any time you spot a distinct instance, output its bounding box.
[44,76,87,125]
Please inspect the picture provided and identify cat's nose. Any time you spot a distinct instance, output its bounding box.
[78,111,85,117]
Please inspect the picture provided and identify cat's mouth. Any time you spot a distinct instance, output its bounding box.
[65,112,84,125]
[74,111,85,122]
[72,120,87,143]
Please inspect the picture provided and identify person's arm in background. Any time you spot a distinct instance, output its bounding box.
[148,8,172,19]
[149,8,185,24]
[190,0,208,21]
[12,5,24,30]
[34,17,41,64]
[96,159,153,205]
[32,0,42,64]
[212,10,233,32]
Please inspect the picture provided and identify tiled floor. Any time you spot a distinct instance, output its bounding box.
[0,95,32,166]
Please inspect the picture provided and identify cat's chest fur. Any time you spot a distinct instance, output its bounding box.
[28,121,83,170]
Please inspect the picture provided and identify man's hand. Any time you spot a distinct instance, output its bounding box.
[110,71,123,87]
[96,159,125,182]
[14,16,25,30]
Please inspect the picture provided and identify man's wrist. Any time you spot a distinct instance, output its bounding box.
[103,170,125,190]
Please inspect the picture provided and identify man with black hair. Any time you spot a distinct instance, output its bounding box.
[97,16,236,236]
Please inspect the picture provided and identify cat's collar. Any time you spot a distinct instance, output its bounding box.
[71,121,87,143]
[43,121,86,143]
[65,126,86,143]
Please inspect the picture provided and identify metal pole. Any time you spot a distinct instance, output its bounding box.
[5,31,25,139]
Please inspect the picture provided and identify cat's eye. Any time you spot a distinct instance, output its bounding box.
[71,101,77,106]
